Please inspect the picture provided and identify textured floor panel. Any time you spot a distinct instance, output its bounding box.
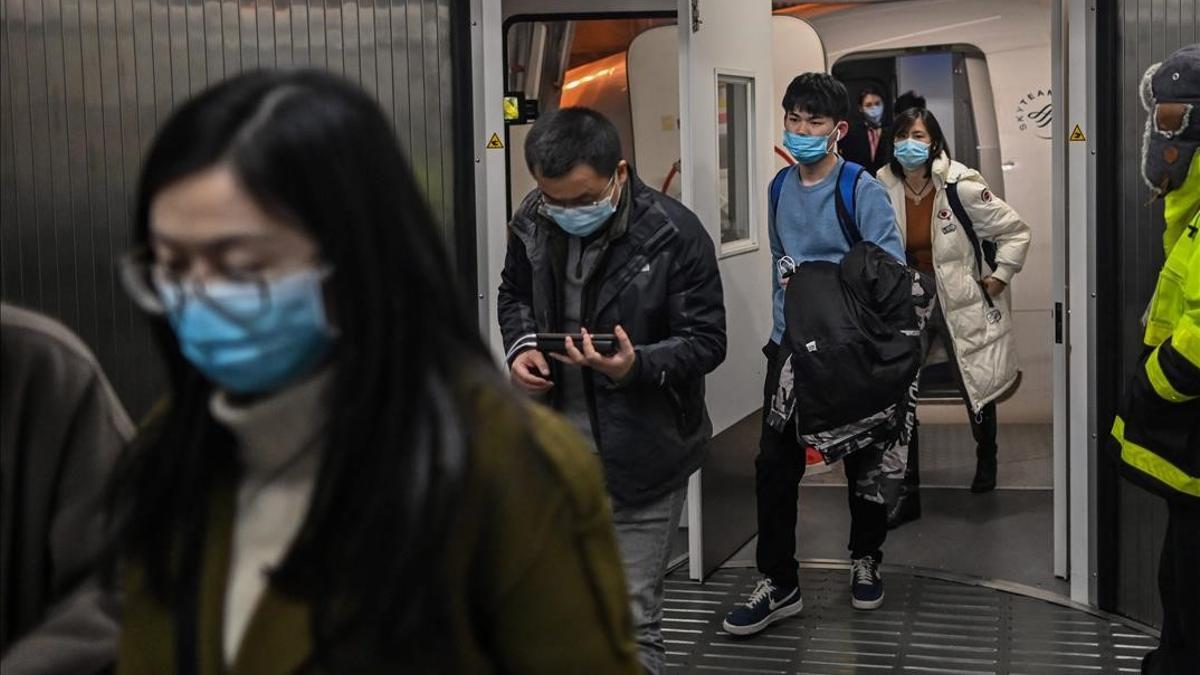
[663,566,1156,674]
[725,488,1066,594]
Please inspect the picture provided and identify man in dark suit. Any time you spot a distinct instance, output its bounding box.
[839,85,892,174]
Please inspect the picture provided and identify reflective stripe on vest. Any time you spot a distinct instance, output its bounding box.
[1146,343,1199,403]
[1174,313,1200,367]
[1111,415,1200,497]
[1145,210,1200,347]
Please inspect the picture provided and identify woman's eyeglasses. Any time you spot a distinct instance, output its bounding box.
[118,247,274,325]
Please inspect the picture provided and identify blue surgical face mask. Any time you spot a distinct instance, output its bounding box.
[159,268,336,395]
[542,175,620,237]
[863,104,884,124]
[894,138,931,170]
[783,127,840,165]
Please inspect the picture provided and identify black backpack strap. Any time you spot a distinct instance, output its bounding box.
[833,161,865,247]
[945,181,999,309]
[945,181,985,277]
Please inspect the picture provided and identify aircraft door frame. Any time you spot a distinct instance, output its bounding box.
[676,0,778,579]
[1060,0,1099,606]
[1050,0,1069,588]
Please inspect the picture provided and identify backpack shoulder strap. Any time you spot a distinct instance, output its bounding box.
[833,160,865,247]
[945,181,991,277]
[769,165,791,225]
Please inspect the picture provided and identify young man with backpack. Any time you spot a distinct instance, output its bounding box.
[723,73,905,636]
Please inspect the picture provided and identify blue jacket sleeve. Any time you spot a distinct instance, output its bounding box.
[854,175,905,263]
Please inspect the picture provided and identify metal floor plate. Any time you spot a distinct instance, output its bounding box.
[662,566,1158,674]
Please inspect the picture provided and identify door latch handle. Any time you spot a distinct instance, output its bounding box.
[1054,302,1064,344]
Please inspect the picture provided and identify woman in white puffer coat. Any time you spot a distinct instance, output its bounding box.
[876,107,1032,528]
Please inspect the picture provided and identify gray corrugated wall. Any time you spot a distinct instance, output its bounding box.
[0,1,456,417]
[1112,0,1197,627]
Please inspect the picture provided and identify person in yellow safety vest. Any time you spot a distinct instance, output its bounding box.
[1108,43,1200,674]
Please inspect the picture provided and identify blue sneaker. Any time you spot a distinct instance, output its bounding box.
[851,556,884,610]
[722,577,803,636]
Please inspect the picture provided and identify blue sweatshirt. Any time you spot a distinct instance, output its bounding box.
[769,158,904,343]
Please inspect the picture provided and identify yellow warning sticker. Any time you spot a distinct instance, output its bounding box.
[486,133,505,150]
[503,96,520,122]
[1069,124,1087,142]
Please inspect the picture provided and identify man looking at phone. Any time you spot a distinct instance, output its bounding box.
[498,106,726,675]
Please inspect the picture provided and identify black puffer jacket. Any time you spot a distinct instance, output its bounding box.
[498,173,727,506]
[780,242,925,433]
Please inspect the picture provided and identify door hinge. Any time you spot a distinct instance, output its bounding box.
[691,0,702,33]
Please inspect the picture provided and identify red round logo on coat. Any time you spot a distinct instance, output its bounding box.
[938,208,952,220]
[981,188,993,202]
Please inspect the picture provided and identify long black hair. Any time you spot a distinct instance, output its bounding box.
[111,69,489,658]
[888,106,952,179]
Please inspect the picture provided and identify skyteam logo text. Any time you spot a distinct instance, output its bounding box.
[1016,89,1053,140]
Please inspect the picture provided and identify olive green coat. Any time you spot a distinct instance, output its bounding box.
[116,382,640,674]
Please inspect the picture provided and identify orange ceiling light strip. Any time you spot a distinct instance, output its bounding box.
[773,3,856,19]
[560,52,627,108]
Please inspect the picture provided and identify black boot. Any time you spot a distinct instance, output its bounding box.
[887,421,921,529]
[887,485,921,528]
[971,451,997,493]
[970,402,998,493]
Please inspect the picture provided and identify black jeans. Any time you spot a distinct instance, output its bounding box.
[755,342,888,589]
[1142,500,1200,674]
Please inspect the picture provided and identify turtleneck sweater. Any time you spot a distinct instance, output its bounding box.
[208,369,331,665]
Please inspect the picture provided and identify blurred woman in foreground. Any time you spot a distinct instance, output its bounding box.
[111,69,639,674]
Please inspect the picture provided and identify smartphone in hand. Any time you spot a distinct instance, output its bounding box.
[536,333,617,356]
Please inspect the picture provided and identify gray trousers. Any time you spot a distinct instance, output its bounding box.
[611,485,688,675]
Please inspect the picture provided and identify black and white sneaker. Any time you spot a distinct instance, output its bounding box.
[722,577,804,636]
[851,556,884,610]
